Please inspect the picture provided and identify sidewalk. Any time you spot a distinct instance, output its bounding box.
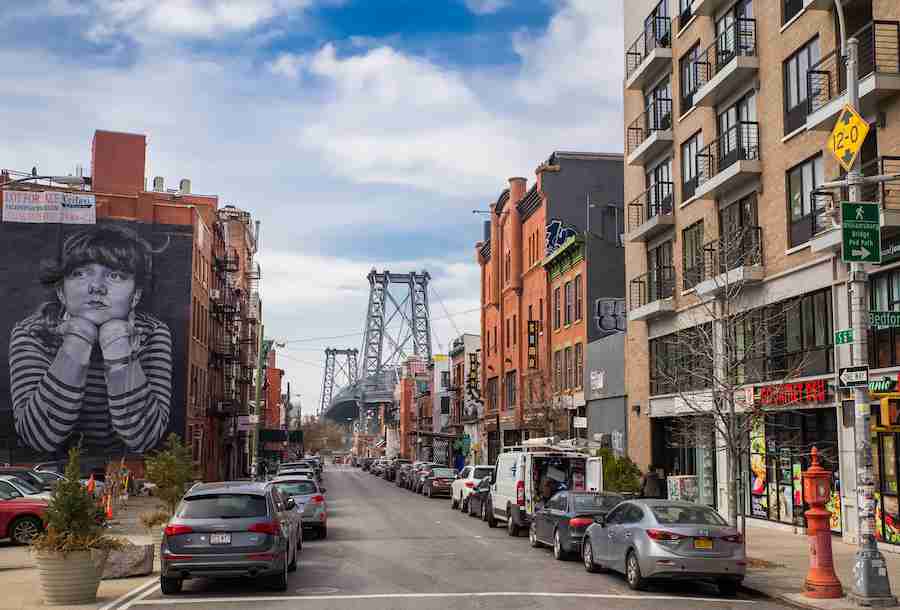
[0,496,164,610]
[744,522,900,609]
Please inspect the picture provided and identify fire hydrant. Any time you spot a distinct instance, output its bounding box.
[802,446,843,599]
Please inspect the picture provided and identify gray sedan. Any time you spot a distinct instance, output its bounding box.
[581,500,746,596]
[271,476,329,539]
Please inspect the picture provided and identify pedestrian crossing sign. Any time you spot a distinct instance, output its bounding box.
[828,104,870,172]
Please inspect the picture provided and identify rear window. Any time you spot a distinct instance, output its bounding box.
[177,494,268,519]
[474,468,494,480]
[651,505,727,526]
[573,494,622,513]
[11,476,40,494]
[274,481,318,496]
[432,468,456,478]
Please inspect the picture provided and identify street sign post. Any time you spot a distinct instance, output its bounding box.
[828,104,870,172]
[835,328,855,345]
[841,201,881,264]
[871,310,900,329]
[840,366,869,389]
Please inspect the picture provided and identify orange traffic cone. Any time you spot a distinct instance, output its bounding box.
[86,473,95,496]
[105,494,113,520]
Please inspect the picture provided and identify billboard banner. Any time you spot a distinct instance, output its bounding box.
[0,218,191,463]
[3,190,96,224]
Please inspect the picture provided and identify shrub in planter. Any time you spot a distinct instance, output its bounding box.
[140,509,171,544]
[31,445,123,606]
[144,434,193,515]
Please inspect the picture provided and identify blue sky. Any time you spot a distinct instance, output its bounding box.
[2,0,624,415]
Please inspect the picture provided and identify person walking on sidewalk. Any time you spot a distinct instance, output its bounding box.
[639,465,664,499]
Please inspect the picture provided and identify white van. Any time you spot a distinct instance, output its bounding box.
[488,440,602,536]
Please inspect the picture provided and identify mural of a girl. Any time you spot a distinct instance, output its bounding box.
[8,225,172,454]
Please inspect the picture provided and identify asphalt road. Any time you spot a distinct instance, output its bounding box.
[118,466,793,610]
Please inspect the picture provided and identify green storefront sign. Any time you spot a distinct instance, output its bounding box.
[872,311,900,329]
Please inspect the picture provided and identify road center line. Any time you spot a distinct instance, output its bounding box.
[132,591,756,605]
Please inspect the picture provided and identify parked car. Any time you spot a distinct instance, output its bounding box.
[278,466,316,481]
[395,462,415,487]
[529,491,624,560]
[0,493,46,545]
[271,477,328,539]
[412,463,444,493]
[160,481,300,595]
[361,458,374,472]
[581,500,746,595]
[422,467,457,498]
[466,476,492,521]
[33,470,65,489]
[0,468,53,492]
[370,460,386,477]
[450,465,494,512]
[401,462,426,489]
[385,458,409,482]
[0,475,51,501]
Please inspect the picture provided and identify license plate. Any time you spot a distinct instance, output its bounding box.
[693,537,713,550]
[210,533,231,545]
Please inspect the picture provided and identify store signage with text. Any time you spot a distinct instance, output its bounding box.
[755,379,828,407]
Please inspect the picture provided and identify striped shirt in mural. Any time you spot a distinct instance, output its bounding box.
[9,311,172,453]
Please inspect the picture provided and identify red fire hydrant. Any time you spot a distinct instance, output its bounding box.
[802,447,843,599]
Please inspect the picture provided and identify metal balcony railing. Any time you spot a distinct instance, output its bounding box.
[697,121,760,184]
[625,16,672,79]
[808,21,900,115]
[215,339,239,361]
[676,3,692,33]
[702,225,763,280]
[629,266,675,311]
[215,248,239,273]
[627,181,674,232]
[626,98,673,156]
[695,18,757,87]
[238,366,254,385]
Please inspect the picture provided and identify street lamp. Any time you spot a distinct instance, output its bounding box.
[2,174,90,188]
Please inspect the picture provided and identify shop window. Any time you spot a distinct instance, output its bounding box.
[869,269,900,369]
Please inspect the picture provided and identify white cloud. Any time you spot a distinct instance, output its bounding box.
[464,0,510,15]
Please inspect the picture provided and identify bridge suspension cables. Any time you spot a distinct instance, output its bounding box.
[318,348,359,416]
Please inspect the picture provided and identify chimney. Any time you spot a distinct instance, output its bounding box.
[152,176,164,192]
[508,177,525,289]
[508,177,527,204]
[179,178,191,194]
[91,130,146,195]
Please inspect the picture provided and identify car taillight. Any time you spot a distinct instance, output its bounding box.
[646,529,684,541]
[310,495,325,504]
[163,524,193,537]
[721,533,744,544]
[249,521,280,535]
[465,481,475,488]
[569,517,594,529]
[516,480,525,506]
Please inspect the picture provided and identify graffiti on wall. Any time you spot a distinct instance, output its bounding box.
[0,213,191,462]
[545,219,578,256]
[595,298,626,338]
[464,351,483,420]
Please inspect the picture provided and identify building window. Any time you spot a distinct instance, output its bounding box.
[564,346,573,390]
[681,131,703,202]
[783,0,804,24]
[575,343,583,389]
[505,371,517,408]
[441,396,450,414]
[787,154,824,247]
[603,205,624,246]
[486,377,498,412]
[553,287,561,329]
[441,370,450,389]
[506,318,510,348]
[528,304,533,323]
[677,0,692,30]
[564,281,574,325]
[783,37,820,135]
[649,324,713,395]
[539,298,544,327]
[682,221,704,290]
[574,275,583,322]
[554,350,562,391]
[679,42,702,114]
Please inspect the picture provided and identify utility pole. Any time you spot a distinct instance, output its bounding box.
[845,35,895,607]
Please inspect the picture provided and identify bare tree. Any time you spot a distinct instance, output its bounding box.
[520,366,569,438]
[300,415,349,453]
[652,224,817,530]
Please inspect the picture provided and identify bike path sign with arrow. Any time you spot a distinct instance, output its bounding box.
[842,201,881,264]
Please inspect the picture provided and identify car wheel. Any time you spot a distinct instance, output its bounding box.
[451,494,459,510]
[529,522,542,548]
[626,550,645,591]
[319,525,328,539]
[583,539,602,573]
[160,575,183,595]
[717,579,739,597]
[506,506,519,537]
[486,504,497,528]
[9,516,41,545]
[288,546,298,572]
[270,556,289,592]
[553,529,568,560]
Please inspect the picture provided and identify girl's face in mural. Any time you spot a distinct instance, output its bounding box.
[59,263,140,326]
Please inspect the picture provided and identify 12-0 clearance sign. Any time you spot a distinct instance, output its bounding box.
[828,104,870,172]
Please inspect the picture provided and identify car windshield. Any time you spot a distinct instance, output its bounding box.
[274,481,318,496]
[573,494,622,513]
[177,494,268,519]
[432,468,456,478]
[10,477,40,494]
[474,468,494,480]
[651,505,728,526]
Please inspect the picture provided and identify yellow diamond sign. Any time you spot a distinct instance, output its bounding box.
[828,104,870,172]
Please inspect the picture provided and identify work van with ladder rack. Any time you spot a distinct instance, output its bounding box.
[488,437,602,536]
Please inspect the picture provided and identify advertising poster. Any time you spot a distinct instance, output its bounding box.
[884,495,900,544]
[768,483,780,521]
[779,485,793,524]
[750,453,766,495]
[792,462,803,510]
[876,492,884,542]
[826,491,842,532]
[0,219,191,464]
[751,493,768,518]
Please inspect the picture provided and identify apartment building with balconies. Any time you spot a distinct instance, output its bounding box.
[623,0,900,544]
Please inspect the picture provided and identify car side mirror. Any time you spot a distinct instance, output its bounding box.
[320,488,327,494]
[285,497,296,509]
[593,515,606,526]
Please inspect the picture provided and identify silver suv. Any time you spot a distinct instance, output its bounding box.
[160,481,300,594]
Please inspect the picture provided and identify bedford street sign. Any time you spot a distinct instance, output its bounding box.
[871,311,900,329]
[841,201,882,264]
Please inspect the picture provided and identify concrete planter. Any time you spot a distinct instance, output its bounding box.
[34,550,105,606]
